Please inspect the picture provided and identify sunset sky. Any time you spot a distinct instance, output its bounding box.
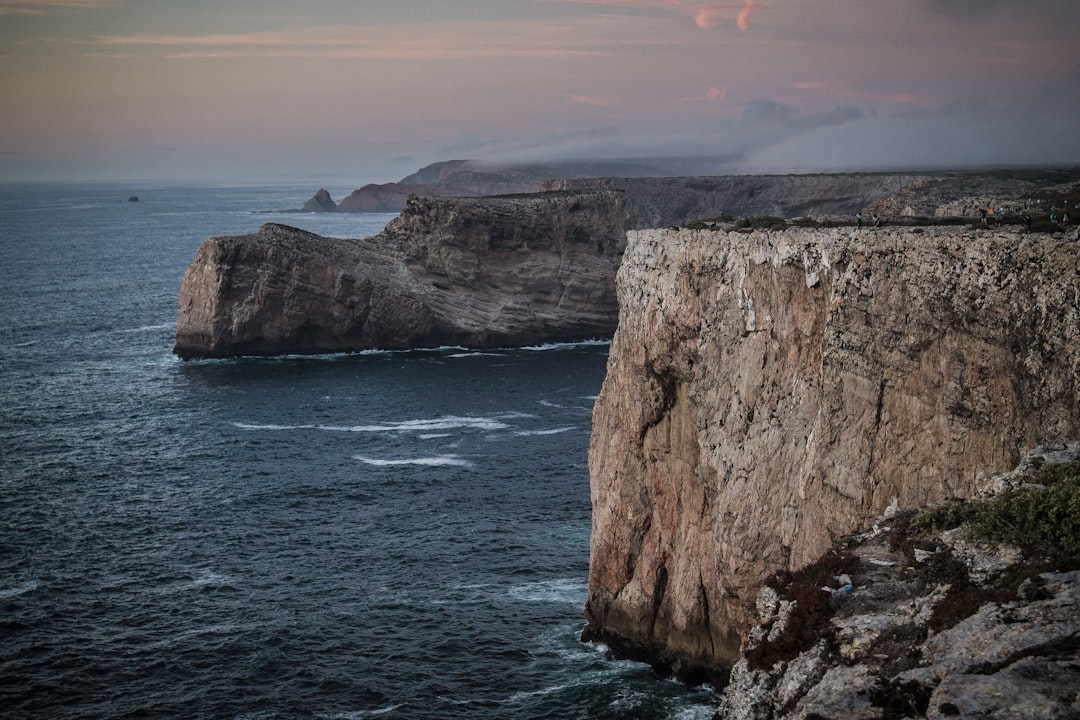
[2,0,1078,184]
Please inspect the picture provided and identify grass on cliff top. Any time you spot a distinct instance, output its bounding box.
[681,209,1078,233]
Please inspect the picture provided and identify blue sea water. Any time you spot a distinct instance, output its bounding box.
[0,183,717,719]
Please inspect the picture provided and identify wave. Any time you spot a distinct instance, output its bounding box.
[232,422,316,431]
[521,339,611,351]
[445,351,505,358]
[513,427,576,436]
[354,454,473,467]
[320,416,510,433]
[0,579,39,599]
[328,707,402,719]
[506,578,586,604]
[114,323,175,334]
[232,416,510,433]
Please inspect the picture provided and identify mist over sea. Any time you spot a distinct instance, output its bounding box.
[0,183,716,719]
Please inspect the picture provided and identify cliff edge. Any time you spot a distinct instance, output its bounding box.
[584,225,1080,678]
[174,190,626,358]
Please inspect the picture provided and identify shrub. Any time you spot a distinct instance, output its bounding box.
[963,464,1080,560]
[733,215,788,231]
[744,550,859,669]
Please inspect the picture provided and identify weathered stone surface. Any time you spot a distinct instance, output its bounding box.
[714,443,1080,719]
[543,174,920,228]
[174,190,627,358]
[584,225,1080,675]
[301,188,337,212]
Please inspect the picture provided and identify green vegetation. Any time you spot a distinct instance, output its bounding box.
[905,461,1080,564]
[683,214,734,230]
[891,461,1080,632]
[747,462,1079,674]
[733,215,788,231]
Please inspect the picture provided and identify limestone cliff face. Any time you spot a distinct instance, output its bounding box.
[174,190,626,358]
[584,226,1080,676]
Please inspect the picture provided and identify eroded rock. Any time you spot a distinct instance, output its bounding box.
[584,226,1080,677]
[174,190,627,358]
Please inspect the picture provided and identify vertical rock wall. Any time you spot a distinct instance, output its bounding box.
[585,226,1080,676]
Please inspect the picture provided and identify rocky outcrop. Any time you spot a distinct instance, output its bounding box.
[584,225,1080,678]
[328,160,649,213]
[718,444,1080,720]
[541,174,917,228]
[173,190,627,358]
[301,188,337,212]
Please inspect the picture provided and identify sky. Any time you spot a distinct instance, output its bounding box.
[2,0,1079,185]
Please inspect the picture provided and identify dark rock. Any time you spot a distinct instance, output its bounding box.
[174,190,627,359]
[301,188,337,212]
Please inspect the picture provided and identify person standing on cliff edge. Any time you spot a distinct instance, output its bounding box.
[872,213,881,228]
[856,212,863,229]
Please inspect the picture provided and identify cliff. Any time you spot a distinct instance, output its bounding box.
[312,157,735,213]
[584,225,1080,679]
[173,190,627,358]
[541,174,918,228]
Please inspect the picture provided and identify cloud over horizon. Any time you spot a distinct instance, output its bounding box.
[1,0,1077,183]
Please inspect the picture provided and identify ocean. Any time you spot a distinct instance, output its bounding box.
[0,183,717,719]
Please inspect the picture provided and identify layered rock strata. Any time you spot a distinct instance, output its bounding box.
[174,190,627,358]
[584,226,1080,677]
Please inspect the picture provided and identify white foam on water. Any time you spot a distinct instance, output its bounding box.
[328,707,402,719]
[520,339,611,351]
[506,683,570,703]
[114,323,174,334]
[232,422,316,431]
[353,455,473,468]
[445,351,505,358]
[507,578,587,604]
[418,433,453,439]
[322,416,510,433]
[0,579,39,599]
[513,427,576,437]
[539,400,565,408]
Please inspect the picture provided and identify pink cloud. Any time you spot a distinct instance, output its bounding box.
[567,94,618,107]
[679,85,728,104]
[553,0,761,31]
[0,0,118,12]
[736,0,757,30]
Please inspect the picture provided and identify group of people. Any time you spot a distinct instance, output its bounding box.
[854,212,880,229]
[851,205,1077,237]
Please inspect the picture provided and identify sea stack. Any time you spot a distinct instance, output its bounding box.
[301,188,337,212]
